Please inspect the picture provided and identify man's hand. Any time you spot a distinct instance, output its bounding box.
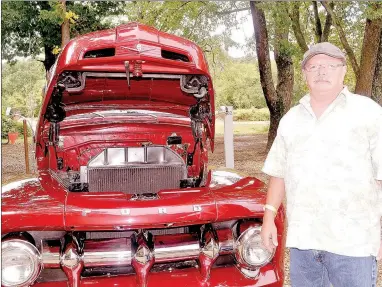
[377,241,382,261]
[261,212,278,252]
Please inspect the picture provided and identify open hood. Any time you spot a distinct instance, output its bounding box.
[40,22,215,147]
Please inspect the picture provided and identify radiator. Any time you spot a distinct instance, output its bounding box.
[85,146,187,194]
[88,164,184,193]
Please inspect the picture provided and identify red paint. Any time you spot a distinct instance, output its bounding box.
[28,265,283,287]
[1,22,285,287]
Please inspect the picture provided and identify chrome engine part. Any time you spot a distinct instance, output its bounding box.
[83,146,187,194]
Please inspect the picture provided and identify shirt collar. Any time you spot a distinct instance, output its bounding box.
[299,86,349,118]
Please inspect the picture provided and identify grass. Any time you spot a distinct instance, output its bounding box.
[215,120,269,135]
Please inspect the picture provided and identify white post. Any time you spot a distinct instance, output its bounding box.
[221,106,234,169]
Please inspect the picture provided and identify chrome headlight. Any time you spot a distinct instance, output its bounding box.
[1,239,42,287]
[234,226,275,270]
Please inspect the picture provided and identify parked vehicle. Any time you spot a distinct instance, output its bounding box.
[1,22,285,287]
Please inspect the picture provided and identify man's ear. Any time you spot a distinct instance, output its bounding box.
[302,69,307,82]
[341,65,347,81]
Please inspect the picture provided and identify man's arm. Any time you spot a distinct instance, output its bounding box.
[260,119,287,252]
[261,176,286,252]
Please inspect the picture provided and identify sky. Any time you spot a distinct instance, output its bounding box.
[226,11,254,58]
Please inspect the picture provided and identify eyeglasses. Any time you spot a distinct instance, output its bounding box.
[305,63,345,72]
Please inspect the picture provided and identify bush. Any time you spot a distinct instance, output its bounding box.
[15,121,32,137]
[233,108,270,121]
[2,117,16,138]
[1,117,32,138]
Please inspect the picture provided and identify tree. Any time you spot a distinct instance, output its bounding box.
[1,1,121,71]
[2,60,46,118]
[60,0,70,47]
[250,1,294,150]
[372,30,382,105]
[321,1,382,97]
[212,57,266,109]
[115,1,247,71]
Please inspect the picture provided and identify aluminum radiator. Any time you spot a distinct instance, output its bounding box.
[85,146,187,194]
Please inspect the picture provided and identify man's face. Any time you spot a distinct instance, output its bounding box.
[303,54,346,93]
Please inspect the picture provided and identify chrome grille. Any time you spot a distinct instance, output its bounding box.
[88,165,184,193]
[86,227,189,240]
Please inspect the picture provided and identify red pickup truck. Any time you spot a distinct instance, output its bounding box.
[1,22,285,287]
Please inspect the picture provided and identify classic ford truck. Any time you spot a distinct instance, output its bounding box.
[1,22,285,287]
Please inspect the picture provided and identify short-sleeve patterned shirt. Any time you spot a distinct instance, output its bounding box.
[262,87,382,257]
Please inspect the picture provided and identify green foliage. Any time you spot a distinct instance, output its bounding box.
[2,116,17,138]
[15,122,32,137]
[213,59,266,109]
[1,1,122,68]
[1,117,32,139]
[2,60,45,118]
[233,108,270,122]
[109,1,246,70]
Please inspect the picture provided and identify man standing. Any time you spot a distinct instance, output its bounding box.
[261,42,382,286]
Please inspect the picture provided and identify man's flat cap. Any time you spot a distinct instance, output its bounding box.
[302,42,346,68]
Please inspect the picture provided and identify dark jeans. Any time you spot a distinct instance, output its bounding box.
[290,248,377,287]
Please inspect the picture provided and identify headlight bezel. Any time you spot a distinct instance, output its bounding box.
[234,225,275,271]
[1,238,43,287]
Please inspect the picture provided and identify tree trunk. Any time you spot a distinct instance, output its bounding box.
[372,30,382,105]
[322,1,359,78]
[61,0,70,47]
[250,1,294,151]
[313,1,323,43]
[289,2,308,53]
[274,31,294,122]
[321,2,333,42]
[43,45,56,73]
[355,17,382,96]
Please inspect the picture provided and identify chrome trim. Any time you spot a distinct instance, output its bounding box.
[154,234,200,263]
[193,205,202,212]
[216,228,235,255]
[234,226,275,270]
[120,208,131,215]
[131,232,154,268]
[88,146,186,169]
[41,241,60,268]
[83,238,132,267]
[201,238,219,259]
[200,225,219,259]
[134,245,152,264]
[39,226,245,271]
[61,247,80,268]
[42,233,200,268]
[130,193,159,201]
[158,207,167,214]
[240,267,260,279]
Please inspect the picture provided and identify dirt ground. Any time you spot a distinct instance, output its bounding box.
[1,136,381,286]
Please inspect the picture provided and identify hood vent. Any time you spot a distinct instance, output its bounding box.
[84,48,115,58]
[161,49,189,62]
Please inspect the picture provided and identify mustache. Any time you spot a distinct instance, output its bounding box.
[314,76,331,83]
